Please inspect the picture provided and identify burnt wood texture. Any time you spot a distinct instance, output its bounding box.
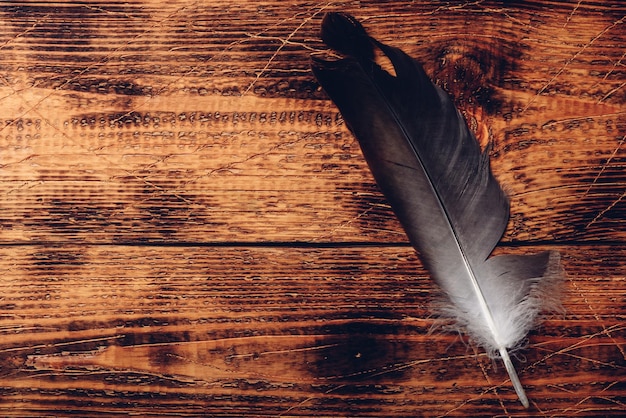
[0,1,624,416]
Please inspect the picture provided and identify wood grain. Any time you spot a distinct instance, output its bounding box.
[0,0,624,416]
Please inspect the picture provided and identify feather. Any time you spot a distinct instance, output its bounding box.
[311,12,563,408]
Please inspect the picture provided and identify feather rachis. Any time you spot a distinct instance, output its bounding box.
[312,12,564,408]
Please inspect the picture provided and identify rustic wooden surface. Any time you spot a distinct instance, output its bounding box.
[0,1,624,416]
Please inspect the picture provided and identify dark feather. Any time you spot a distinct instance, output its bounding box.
[311,12,563,408]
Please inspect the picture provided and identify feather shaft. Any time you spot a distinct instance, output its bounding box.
[312,12,563,408]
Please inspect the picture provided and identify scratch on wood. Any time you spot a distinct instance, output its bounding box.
[558,380,625,415]
[539,320,626,365]
[594,50,626,98]
[584,134,625,228]
[82,4,143,19]
[585,190,625,230]
[582,133,625,197]
[225,343,340,360]
[564,0,584,27]
[598,81,626,104]
[241,3,332,97]
[541,112,626,129]
[0,335,125,354]
[311,203,377,242]
[523,15,626,113]
[0,14,50,51]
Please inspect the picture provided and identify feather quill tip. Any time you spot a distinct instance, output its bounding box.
[500,347,529,408]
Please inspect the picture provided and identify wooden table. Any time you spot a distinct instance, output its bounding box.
[0,1,624,416]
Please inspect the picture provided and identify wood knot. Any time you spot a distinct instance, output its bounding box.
[429,40,522,117]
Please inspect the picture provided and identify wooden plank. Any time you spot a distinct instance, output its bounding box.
[0,244,624,416]
[0,0,624,244]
